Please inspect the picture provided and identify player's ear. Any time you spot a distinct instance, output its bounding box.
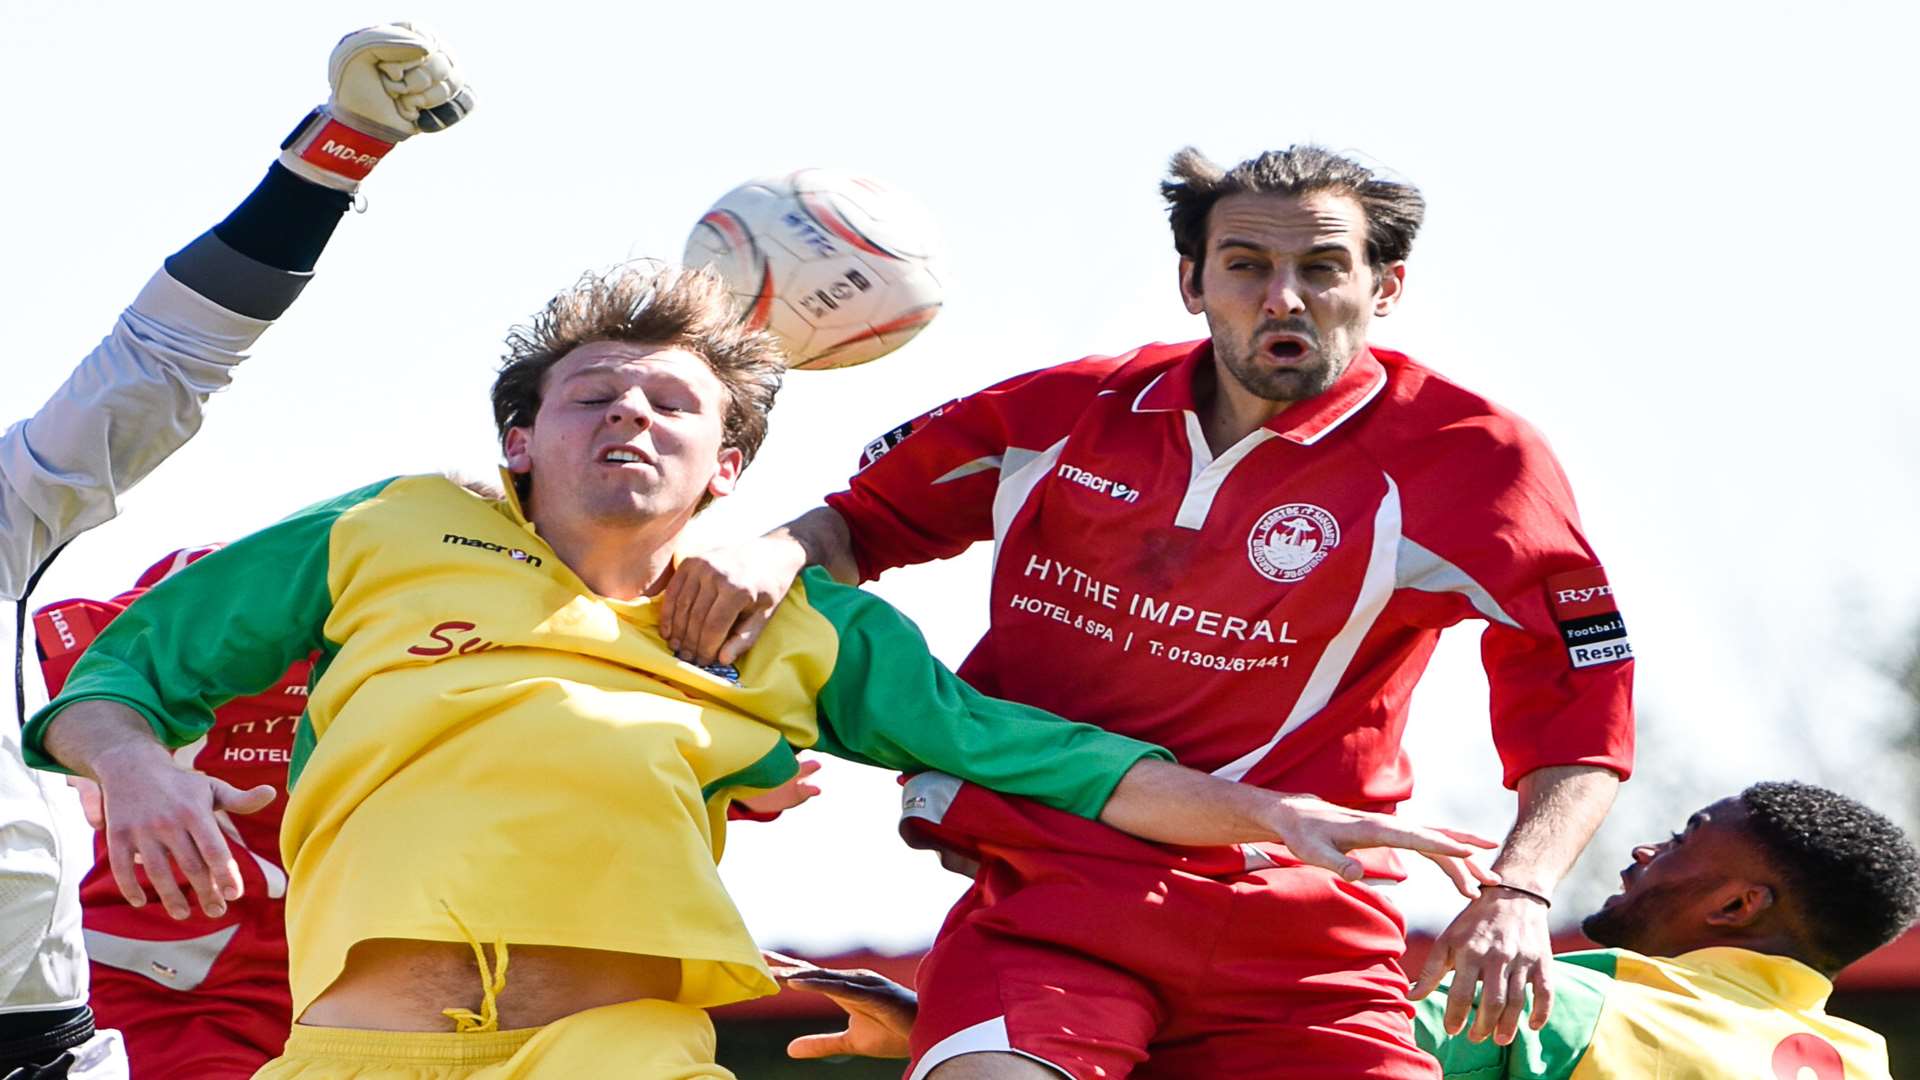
[1373,262,1406,316]
[707,446,744,500]
[1703,881,1775,928]
[503,427,533,475]
[1179,258,1204,314]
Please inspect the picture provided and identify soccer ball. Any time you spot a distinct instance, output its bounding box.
[684,169,944,370]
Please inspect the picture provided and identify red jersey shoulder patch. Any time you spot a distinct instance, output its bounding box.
[1546,567,1631,669]
[858,398,960,472]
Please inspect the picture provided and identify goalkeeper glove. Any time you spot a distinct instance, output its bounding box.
[280,22,475,192]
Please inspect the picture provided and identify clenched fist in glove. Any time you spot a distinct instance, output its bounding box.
[281,22,475,191]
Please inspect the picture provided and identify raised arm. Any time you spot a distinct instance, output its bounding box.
[0,24,472,598]
[0,262,283,597]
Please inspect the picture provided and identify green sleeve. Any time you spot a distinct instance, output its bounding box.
[23,478,393,770]
[800,567,1173,820]
[1411,951,1616,1079]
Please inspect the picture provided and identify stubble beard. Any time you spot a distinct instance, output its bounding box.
[1580,877,1706,954]
[1578,901,1636,949]
[1215,318,1346,403]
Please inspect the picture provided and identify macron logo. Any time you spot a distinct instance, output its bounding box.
[1554,586,1612,605]
[1055,462,1142,503]
[442,533,544,567]
[47,609,76,650]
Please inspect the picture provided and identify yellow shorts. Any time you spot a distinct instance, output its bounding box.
[251,999,734,1080]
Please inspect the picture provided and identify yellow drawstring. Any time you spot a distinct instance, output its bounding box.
[439,903,510,1033]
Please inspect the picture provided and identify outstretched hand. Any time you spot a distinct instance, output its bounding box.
[764,950,916,1060]
[1266,793,1500,897]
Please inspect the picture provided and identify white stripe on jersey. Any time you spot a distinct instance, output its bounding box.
[932,456,1003,485]
[988,440,1067,572]
[1396,537,1522,629]
[1173,413,1279,530]
[1213,473,1404,782]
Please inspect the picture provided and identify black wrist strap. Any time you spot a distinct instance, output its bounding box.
[1486,882,1552,908]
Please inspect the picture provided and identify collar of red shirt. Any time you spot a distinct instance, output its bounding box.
[1131,341,1389,446]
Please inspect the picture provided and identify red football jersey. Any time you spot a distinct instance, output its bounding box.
[829,342,1634,825]
[34,546,304,980]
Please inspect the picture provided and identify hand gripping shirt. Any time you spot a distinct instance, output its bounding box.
[23,474,1170,1019]
[1414,948,1893,1079]
[35,546,301,997]
[828,341,1633,871]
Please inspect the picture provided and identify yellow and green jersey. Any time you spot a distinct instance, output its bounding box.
[1414,947,1891,1079]
[25,474,1170,1020]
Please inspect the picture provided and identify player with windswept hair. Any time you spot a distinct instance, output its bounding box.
[23,262,1493,1078]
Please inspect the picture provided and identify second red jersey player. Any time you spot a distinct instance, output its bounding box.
[662,144,1636,1079]
[36,547,304,1079]
[838,340,1633,1078]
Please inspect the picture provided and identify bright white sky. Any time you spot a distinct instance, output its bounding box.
[5,1,1918,954]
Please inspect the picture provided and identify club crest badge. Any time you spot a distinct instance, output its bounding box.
[1247,503,1341,583]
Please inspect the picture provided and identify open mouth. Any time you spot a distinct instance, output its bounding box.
[1262,336,1311,362]
[598,446,655,467]
[1594,869,1636,908]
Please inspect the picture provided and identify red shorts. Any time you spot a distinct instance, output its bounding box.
[87,942,290,1079]
[905,849,1436,1080]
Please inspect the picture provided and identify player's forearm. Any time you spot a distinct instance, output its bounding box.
[775,506,858,584]
[165,165,350,321]
[1099,758,1290,845]
[39,699,176,784]
[0,272,269,596]
[1492,764,1620,893]
[172,23,472,319]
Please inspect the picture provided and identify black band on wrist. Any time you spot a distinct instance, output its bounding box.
[1487,882,1552,908]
